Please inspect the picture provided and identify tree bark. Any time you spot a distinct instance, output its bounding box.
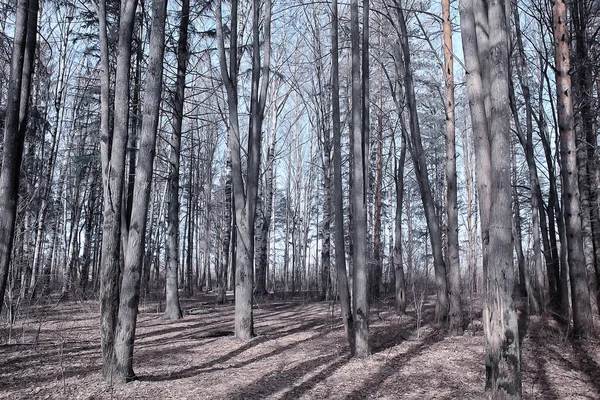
[461,0,522,396]
[350,0,370,357]
[395,2,448,322]
[442,0,462,335]
[331,0,355,355]
[552,0,593,337]
[0,0,35,317]
[98,0,138,381]
[163,0,188,320]
[393,135,407,315]
[112,0,167,382]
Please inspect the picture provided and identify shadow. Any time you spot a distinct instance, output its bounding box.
[227,354,342,399]
[139,336,269,382]
[279,355,351,400]
[571,340,600,396]
[346,329,445,398]
[140,319,330,382]
[529,341,559,399]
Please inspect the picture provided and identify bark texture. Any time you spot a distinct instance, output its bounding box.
[552,0,593,337]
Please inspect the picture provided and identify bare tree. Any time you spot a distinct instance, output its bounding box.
[350,0,370,357]
[552,0,593,337]
[164,0,190,320]
[332,0,355,355]
[394,1,448,322]
[97,0,138,381]
[216,0,272,339]
[0,0,38,318]
[442,0,462,335]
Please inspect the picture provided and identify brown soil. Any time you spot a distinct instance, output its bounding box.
[1,294,598,399]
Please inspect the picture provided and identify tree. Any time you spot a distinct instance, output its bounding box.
[112,0,168,381]
[552,0,593,337]
[350,0,370,358]
[442,0,462,335]
[393,135,407,315]
[394,0,448,323]
[0,0,38,318]
[331,0,355,355]
[216,0,272,339]
[460,0,522,396]
[164,0,190,320]
[97,0,138,381]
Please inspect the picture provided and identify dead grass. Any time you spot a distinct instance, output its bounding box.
[0,294,598,399]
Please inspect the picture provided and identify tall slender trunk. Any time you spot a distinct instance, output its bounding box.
[461,0,522,395]
[0,0,37,318]
[442,0,462,335]
[552,0,593,337]
[98,0,138,380]
[216,0,271,339]
[218,151,232,304]
[112,0,167,382]
[350,0,370,357]
[395,2,448,322]
[164,0,189,320]
[393,135,407,314]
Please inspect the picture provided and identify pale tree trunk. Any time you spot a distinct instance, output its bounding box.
[163,0,189,319]
[97,0,138,381]
[459,0,492,295]
[552,0,593,337]
[0,0,37,319]
[217,151,232,304]
[485,0,522,395]
[442,0,462,335]
[393,135,407,315]
[255,138,275,297]
[461,128,477,295]
[331,0,355,355]
[372,52,383,301]
[350,0,370,357]
[461,0,522,396]
[216,0,271,339]
[395,1,448,322]
[112,0,167,382]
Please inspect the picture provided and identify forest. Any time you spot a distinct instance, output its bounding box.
[0,0,599,398]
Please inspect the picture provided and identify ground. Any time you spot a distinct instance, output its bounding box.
[1,293,599,399]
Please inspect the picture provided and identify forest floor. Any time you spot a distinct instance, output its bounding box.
[1,292,599,400]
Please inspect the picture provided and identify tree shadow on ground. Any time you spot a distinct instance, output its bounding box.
[370,301,435,354]
[346,328,446,399]
[572,339,600,396]
[528,330,559,399]
[227,353,351,400]
[139,312,328,382]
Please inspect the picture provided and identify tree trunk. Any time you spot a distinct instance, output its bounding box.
[461,0,522,396]
[0,0,36,317]
[163,0,188,320]
[218,151,232,304]
[111,0,167,382]
[442,0,462,335]
[552,0,593,337]
[331,3,351,345]
[98,0,138,380]
[350,0,370,358]
[216,0,271,339]
[395,2,448,322]
[393,135,407,315]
